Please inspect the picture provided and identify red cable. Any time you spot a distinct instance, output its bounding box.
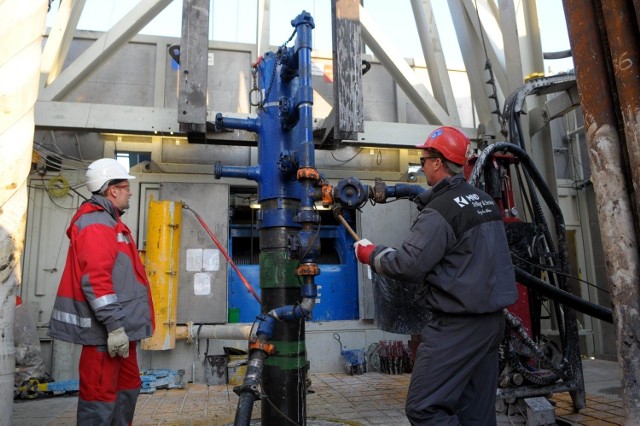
[186,206,261,304]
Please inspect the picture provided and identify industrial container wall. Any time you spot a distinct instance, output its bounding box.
[158,182,229,324]
[227,225,359,322]
[44,31,478,126]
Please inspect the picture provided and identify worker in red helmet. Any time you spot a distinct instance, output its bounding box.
[354,126,517,425]
[48,158,155,425]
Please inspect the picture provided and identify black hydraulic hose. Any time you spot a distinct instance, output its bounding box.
[544,49,573,60]
[506,98,559,275]
[470,142,571,290]
[234,349,267,426]
[470,142,576,358]
[235,392,256,426]
[504,139,569,343]
[515,118,558,262]
[515,266,613,323]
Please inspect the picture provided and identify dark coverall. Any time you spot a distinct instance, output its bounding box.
[368,174,518,425]
[48,195,155,425]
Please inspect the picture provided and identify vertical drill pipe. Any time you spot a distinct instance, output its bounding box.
[216,13,317,425]
[600,0,640,231]
[597,1,640,420]
[563,0,640,418]
[259,14,316,425]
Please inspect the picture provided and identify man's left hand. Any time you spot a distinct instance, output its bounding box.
[353,239,376,265]
[107,327,130,358]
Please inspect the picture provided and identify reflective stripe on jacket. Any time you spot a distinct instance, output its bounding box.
[48,195,155,345]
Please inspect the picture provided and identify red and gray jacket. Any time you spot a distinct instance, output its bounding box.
[48,195,155,345]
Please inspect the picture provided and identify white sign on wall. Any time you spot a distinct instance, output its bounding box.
[186,248,203,271]
[202,249,220,271]
[186,248,220,272]
[194,272,211,295]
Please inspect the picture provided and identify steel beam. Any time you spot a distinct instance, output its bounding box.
[40,0,87,86]
[40,0,173,102]
[410,0,460,125]
[459,0,508,92]
[359,5,450,125]
[257,0,271,62]
[35,102,180,134]
[447,0,497,133]
[35,100,479,149]
[497,0,524,99]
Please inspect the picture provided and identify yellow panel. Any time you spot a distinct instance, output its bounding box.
[141,200,182,350]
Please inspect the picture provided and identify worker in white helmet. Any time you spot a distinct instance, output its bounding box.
[48,158,155,425]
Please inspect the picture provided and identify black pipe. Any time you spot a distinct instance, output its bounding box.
[234,350,267,426]
[543,49,573,60]
[515,266,613,323]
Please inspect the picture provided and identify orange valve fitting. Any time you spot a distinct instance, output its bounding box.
[249,339,276,355]
[297,167,320,181]
[296,263,321,276]
[321,184,334,207]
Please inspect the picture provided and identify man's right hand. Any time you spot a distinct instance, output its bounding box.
[353,239,376,265]
[107,327,129,358]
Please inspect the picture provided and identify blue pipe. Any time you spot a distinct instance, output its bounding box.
[292,12,315,171]
[384,183,426,200]
[334,177,427,209]
[215,113,260,133]
[214,165,261,181]
[257,281,317,340]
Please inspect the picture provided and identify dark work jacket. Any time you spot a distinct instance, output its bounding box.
[370,174,518,314]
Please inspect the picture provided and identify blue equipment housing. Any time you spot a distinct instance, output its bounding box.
[227,223,359,322]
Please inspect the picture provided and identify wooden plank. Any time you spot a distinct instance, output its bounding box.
[331,0,364,140]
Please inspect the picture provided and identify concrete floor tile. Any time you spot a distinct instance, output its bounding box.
[12,362,627,426]
[581,420,621,426]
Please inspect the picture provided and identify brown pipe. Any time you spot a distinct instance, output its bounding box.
[563,0,640,419]
[597,2,640,422]
[174,323,253,343]
[336,213,361,241]
[601,0,640,215]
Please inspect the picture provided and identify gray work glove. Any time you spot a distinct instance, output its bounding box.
[107,327,129,358]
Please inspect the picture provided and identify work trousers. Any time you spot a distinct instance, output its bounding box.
[405,311,505,425]
[77,342,141,425]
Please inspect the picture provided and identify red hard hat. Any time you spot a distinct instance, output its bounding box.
[416,126,470,165]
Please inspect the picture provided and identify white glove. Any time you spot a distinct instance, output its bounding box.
[353,238,373,250]
[107,327,129,358]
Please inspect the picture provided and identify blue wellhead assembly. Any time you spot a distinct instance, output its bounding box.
[213,11,323,425]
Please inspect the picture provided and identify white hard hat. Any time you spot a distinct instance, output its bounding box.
[85,158,135,193]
